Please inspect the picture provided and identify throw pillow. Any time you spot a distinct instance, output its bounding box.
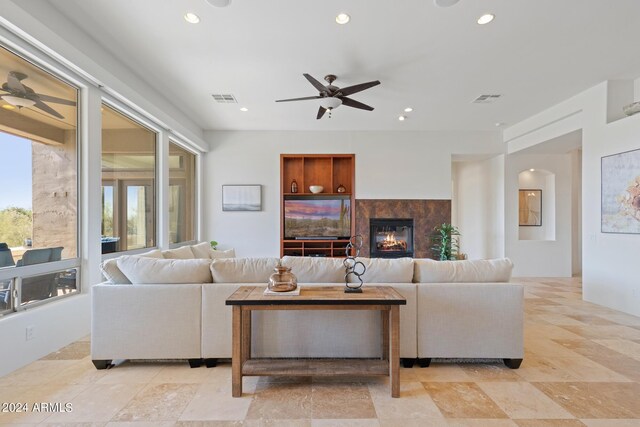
[100,249,163,284]
[162,245,194,259]
[116,256,213,284]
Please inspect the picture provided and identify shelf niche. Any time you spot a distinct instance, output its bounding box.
[280,154,355,257]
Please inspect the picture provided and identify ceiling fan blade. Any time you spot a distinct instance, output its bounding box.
[303,74,328,93]
[6,71,27,93]
[33,99,64,119]
[338,80,380,96]
[36,94,77,106]
[275,96,322,103]
[317,106,327,119]
[340,96,374,111]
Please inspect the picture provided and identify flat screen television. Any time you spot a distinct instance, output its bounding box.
[284,196,351,239]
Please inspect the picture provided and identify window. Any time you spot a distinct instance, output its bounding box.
[169,141,196,244]
[0,44,80,311]
[101,104,157,253]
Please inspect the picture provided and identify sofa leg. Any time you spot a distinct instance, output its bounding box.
[188,358,203,368]
[401,358,416,368]
[204,358,218,368]
[503,358,523,369]
[417,358,432,368]
[92,360,112,370]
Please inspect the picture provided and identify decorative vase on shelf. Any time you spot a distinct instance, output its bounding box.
[290,179,298,193]
[337,184,346,193]
[268,261,298,292]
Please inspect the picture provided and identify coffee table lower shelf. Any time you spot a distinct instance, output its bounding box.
[242,359,389,376]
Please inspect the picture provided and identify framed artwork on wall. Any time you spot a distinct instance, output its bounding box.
[519,189,542,226]
[601,148,640,233]
[222,185,262,211]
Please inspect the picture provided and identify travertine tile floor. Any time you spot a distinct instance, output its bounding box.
[2,277,640,426]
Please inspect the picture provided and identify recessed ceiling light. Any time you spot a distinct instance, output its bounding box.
[495,122,505,127]
[184,12,200,24]
[477,13,495,25]
[529,168,535,172]
[1,104,16,110]
[398,115,406,121]
[404,107,413,113]
[240,107,248,112]
[336,13,350,25]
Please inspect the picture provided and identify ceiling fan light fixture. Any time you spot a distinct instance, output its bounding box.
[184,12,200,23]
[335,13,350,25]
[206,0,231,7]
[320,97,342,110]
[434,0,460,7]
[477,13,495,25]
[2,95,36,108]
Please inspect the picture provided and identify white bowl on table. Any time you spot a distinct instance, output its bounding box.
[309,185,324,194]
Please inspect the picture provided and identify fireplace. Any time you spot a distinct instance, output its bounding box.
[370,218,414,258]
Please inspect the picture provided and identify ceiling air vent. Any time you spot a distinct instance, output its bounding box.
[211,94,238,103]
[472,94,501,104]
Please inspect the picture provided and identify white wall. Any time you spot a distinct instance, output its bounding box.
[506,81,640,316]
[204,131,502,257]
[452,155,505,260]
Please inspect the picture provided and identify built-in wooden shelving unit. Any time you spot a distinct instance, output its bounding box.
[280,154,355,257]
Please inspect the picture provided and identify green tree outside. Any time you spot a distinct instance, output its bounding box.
[0,207,33,247]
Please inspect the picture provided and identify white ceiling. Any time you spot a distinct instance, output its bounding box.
[47,0,640,132]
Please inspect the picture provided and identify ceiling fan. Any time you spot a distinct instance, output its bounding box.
[276,73,380,119]
[0,71,76,119]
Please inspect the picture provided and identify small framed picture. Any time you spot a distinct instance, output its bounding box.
[222,185,262,211]
[519,189,542,226]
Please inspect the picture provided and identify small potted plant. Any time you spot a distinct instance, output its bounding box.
[430,223,461,261]
[210,240,218,250]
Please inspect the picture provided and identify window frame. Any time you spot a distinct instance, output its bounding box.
[168,138,199,247]
[0,41,83,315]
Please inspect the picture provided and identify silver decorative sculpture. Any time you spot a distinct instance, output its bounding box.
[344,235,366,293]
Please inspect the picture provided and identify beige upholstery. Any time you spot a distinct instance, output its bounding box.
[91,284,202,359]
[417,282,524,358]
[92,256,522,365]
[162,246,195,259]
[282,256,346,283]
[210,257,279,283]
[117,257,213,284]
[99,249,163,284]
[413,258,513,283]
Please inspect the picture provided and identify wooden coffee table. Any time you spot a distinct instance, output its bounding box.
[225,285,406,398]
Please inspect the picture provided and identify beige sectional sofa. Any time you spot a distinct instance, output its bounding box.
[92,245,523,370]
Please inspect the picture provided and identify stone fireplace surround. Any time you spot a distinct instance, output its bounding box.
[355,199,451,259]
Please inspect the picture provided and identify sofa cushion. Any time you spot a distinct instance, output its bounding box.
[162,246,195,259]
[116,256,213,284]
[282,256,345,283]
[211,248,236,259]
[413,258,513,283]
[210,257,279,283]
[100,249,163,284]
[191,242,214,259]
[348,257,414,283]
